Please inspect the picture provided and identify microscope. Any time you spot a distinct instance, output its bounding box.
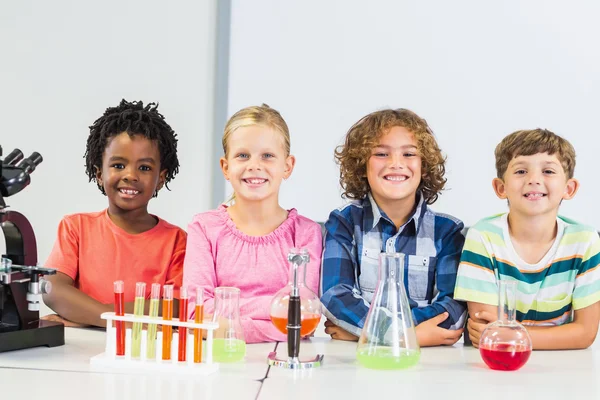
[0,145,64,352]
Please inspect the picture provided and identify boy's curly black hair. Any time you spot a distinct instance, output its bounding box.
[84,99,180,196]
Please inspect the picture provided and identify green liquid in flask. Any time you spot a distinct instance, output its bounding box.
[357,347,420,370]
[145,298,160,359]
[212,338,246,362]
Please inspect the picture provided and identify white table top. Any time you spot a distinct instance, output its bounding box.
[2,327,599,399]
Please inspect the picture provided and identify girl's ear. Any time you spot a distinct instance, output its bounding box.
[283,155,296,179]
[563,178,580,200]
[492,177,507,199]
[220,157,230,180]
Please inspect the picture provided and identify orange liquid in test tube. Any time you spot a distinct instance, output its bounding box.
[193,287,204,363]
[178,287,189,362]
[162,285,174,360]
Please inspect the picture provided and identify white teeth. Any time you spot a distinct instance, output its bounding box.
[525,193,544,198]
[119,189,139,195]
[385,176,407,181]
[246,179,266,184]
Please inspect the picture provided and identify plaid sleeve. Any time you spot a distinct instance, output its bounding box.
[320,208,370,337]
[411,218,467,329]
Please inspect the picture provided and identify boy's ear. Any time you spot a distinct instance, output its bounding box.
[220,157,229,180]
[563,178,580,200]
[283,155,296,179]
[94,165,103,186]
[157,169,167,191]
[492,177,507,199]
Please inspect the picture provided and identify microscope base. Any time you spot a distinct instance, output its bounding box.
[267,351,324,369]
[0,319,64,353]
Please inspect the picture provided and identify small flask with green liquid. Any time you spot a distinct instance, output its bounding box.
[212,287,246,362]
[146,283,161,360]
[131,282,146,359]
[356,252,420,370]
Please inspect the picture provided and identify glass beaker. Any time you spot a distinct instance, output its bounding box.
[479,280,532,371]
[269,248,321,337]
[212,286,246,362]
[357,252,420,370]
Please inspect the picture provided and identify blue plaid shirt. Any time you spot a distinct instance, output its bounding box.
[320,192,467,337]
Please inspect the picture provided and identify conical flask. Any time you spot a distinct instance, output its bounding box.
[479,280,532,371]
[357,252,420,369]
[269,248,322,337]
[212,286,246,362]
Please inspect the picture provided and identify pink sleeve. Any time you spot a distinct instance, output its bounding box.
[182,218,216,318]
[242,319,286,343]
[296,220,323,298]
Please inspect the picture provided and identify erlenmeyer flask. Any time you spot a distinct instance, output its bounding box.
[479,280,532,371]
[357,252,420,369]
[212,286,246,362]
[269,248,322,337]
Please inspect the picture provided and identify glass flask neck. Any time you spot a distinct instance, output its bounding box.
[379,252,404,284]
[287,248,309,294]
[214,287,241,318]
[497,280,517,324]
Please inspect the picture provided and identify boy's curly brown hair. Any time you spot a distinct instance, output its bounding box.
[335,108,446,204]
[495,128,576,179]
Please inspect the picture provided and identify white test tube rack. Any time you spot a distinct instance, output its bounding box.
[90,312,219,375]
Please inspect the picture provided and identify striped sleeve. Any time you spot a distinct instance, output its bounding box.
[454,226,498,306]
[572,231,600,310]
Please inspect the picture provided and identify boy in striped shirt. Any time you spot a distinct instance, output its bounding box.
[455,129,600,349]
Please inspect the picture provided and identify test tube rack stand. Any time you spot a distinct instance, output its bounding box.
[90,312,219,376]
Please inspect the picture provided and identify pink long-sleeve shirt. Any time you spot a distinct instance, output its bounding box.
[182,205,323,343]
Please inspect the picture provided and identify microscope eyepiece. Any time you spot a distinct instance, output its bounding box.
[16,152,43,174]
[3,149,24,167]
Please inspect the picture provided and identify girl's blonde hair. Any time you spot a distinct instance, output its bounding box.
[222,104,291,157]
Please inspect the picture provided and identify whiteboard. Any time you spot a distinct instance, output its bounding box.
[226,0,600,228]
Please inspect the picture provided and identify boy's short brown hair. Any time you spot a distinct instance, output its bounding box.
[495,129,576,179]
[335,108,446,204]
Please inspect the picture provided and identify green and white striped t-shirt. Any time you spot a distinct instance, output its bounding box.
[454,213,600,326]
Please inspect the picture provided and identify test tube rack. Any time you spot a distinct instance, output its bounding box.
[90,312,219,375]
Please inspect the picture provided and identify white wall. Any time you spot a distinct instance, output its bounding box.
[227,0,600,228]
[1,0,218,265]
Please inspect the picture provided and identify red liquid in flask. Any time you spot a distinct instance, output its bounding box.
[480,343,531,371]
[270,313,321,337]
[178,297,189,362]
[114,292,125,356]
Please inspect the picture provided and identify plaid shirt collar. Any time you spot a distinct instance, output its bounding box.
[363,191,427,233]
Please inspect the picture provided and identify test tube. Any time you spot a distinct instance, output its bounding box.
[146,283,161,359]
[113,280,125,356]
[162,285,174,360]
[178,287,189,362]
[131,282,146,358]
[193,287,204,363]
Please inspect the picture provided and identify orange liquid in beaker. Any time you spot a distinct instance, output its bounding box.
[270,313,321,336]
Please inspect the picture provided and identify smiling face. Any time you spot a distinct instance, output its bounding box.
[367,126,422,211]
[220,124,295,204]
[492,152,579,218]
[96,132,166,215]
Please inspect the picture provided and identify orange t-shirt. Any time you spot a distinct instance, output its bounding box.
[45,210,187,303]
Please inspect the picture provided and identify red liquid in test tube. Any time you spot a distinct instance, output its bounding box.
[178,287,189,362]
[113,280,125,356]
[162,285,174,360]
[193,287,204,363]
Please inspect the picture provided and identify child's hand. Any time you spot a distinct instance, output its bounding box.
[42,313,88,328]
[467,311,496,348]
[415,312,464,347]
[324,319,359,341]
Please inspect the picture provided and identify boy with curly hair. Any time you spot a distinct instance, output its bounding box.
[455,129,600,349]
[321,108,466,346]
[43,99,186,327]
